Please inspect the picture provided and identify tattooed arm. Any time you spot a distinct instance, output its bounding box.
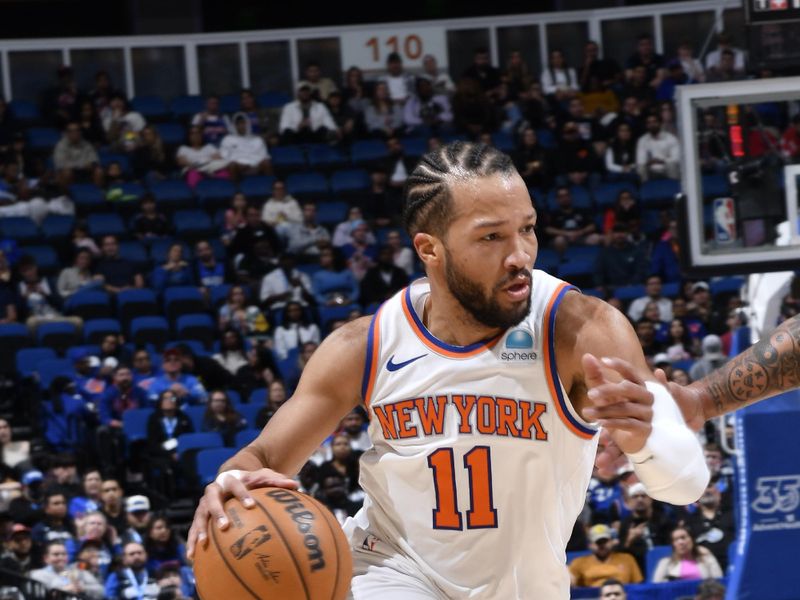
[681,314,800,428]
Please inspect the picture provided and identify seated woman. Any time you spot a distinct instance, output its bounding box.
[212,329,250,376]
[651,526,722,582]
[315,433,364,503]
[200,389,247,446]
[273,301,321,361]
[175,125,229,189]
[151,243,194,293]
[144,514,187,573]
[57,248,104,299]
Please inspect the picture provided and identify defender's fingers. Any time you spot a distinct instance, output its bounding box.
[587,381,654,407]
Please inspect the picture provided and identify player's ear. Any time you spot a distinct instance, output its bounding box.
[413,232,440,268]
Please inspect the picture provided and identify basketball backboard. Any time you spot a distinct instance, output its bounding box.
[676,76,800,277]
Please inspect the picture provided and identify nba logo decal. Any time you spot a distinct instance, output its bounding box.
[506,330,533,349]
[713,197,736,244]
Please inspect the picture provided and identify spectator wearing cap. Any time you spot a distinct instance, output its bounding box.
[279,82,338,145]
[72,349,107,403]
[68,469,102,523]
[599,578,627,600]
[30,541,104,599]
[259,252,314,312]
[30,491,76,549]
[332,206,374,249]
[7,470,44,527]
[0,524,35,574]
[689,334,728,381]
[341,219,378,282]
[123,495,152,545]
[617,482,675,576]
[147,349,207,406]
[569,524,643,587]
[687,280,713,322]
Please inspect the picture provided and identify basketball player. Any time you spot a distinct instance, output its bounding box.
[187,142,707,598]
[593,313,800,474]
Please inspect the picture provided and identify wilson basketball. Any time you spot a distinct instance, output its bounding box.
[194,487,352,600]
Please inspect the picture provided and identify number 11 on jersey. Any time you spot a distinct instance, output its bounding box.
[427,446,498,530]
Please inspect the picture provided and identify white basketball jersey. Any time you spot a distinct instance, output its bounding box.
[345,269,599,599]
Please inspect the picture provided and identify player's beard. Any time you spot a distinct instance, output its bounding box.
[444,248,531,331]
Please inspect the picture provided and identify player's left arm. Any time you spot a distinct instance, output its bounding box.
[556,292,709,504]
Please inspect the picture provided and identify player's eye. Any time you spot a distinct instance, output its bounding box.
[482,233,499,241]
[521,224,536,234]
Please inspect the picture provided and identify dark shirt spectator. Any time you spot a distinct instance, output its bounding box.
[595,226,649,289]
[228,205,282,260]
[95,235,144,293]
[513,127,551,190]
[618,482,675,576]
[132,195,171,239]
[200,390,247,446]
[685,479,736,571]
[194,239,227,290]
[359,246,408,306]
[625,34,666,87]
[145,390,194,461]
[578,41,622,92]
[98,367,147,427]
[30,492,76,549]
[461,47,503,95]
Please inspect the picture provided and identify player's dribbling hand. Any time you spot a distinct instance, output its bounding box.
[186,467,298,561]
[581,354,654,455]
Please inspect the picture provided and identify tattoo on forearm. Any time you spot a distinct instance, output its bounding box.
[706,315,800,416]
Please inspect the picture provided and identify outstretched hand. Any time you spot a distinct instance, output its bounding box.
[582,354,653,455]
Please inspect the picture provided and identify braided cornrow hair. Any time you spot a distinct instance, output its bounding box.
[402,141,516,238]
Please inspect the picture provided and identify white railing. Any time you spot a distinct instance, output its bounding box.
[0,0,739,101]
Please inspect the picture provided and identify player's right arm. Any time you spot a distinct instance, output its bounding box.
[186,316,370,558]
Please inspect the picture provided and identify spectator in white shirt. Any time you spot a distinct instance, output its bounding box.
[386,229,415,276]
[261,179,303,229]
[220,112,272,180]
[259,252,314,311]
[627,275,674,323]
[704,32,746,76]
[378,52,416,106]
[272,301,321,361]
[540,49,579,104]
[421,54,455,97]
[175,125,230,189]
[279,83,338,145]
[636,113,680,182]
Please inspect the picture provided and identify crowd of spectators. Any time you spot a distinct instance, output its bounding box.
[2,25,800,599]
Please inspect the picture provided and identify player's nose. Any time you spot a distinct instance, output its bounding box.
[505,236,534,271]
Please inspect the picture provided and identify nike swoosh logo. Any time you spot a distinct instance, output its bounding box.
[386,353,427,372]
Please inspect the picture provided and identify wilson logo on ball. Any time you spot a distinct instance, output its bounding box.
[267,489,327,571]
[230,525,272,560]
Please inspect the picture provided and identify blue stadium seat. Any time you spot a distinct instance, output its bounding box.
[177,432,223,457]
[16,347,57,378]
[0,217,38,243]
[534,248,560,273]
[593,182,638,209]
[710,276,745,297]
[661,281,680,298]
[131,95,170,120]
[315,201,348,226]
[306,144,348,171]
[118,241,150,272]
[196,448,238,485]
[175,313,215,349]
[184,405,206,432]
[271,146,308,172]
[219,94,240,114]
[64,290,112,319]
[40,215,75,241]
[26,127,60,151]
[83,318,122,344]
[295,263,321,278]
[557,260,595,287]
[234,428,261,447]
[170,95,205,120]
[491,131,515,153]
[20,245,59,275]
[98,153,131,175]
[375,228,411,247]
[671,359,695,373]
[195,179,236,210]
[36,322,79,355]
[209,284,231,308]
[226,390,242,406]
[36,358,76,390]
[399,137,427,159]
[174,209,213,238]
[318,304,358,332]
[165,339,209,357]
[641,209,664,236]
[239,175,276,199]
[563,246,600,263]
[163,286,206,322]
[110,182,146,203]
[351,140,389,167]
[0,323,31,357]
[645,545,673,579]
[150,180,195,211]
[257,91,291,108]
[702,173,730,199]
[65,345,101,364]
[155,123,187,147]
[248,387,268,405]
[614,285,646,302]
[237,405,263,430]
[69,184,106,213]
[129,316,170,349]
[87,213,126,238]
[330,169,370,196]
[536,128,557,149]
[9,99,41,123]
[640,179,680,208]
[122,408,154,442]
[286,171,328,200]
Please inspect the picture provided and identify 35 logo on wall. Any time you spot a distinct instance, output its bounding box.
[750,475,800,532]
